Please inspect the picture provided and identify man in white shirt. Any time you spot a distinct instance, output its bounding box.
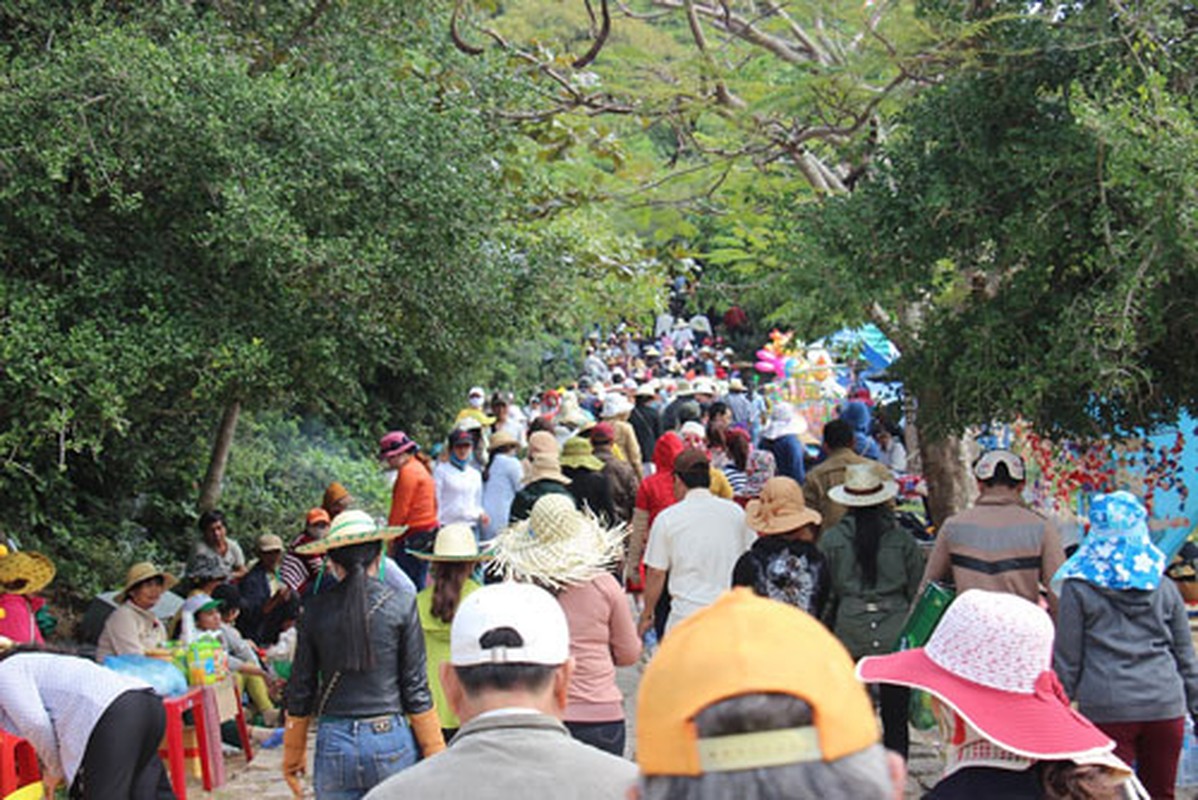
[638,448,754,636]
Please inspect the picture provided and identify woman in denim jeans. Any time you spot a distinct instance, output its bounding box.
[283,511,446,799]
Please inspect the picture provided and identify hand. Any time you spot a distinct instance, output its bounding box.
[42,776,62,800]
[637,612,654,639]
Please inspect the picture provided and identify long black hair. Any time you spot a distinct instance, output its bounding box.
[325,541,383,672]
[850,504,893,588]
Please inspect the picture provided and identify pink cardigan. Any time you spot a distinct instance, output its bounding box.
[557,573,641,722]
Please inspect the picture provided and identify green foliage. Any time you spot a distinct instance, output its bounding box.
[0,3,594,602]
[774,0,1198,438]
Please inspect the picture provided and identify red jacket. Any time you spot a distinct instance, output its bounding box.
[635,432,684,526]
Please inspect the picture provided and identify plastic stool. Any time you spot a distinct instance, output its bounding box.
[0,730,41,799]
[158,687,213,800]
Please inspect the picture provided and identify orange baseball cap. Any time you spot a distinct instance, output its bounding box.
[306,507,331,525]
[637,589,879,776]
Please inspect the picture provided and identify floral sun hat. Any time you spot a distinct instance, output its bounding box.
[1051,490,1165,593]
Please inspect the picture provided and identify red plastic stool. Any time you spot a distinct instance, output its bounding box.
[0,729,41,797]
[157,687,213,800]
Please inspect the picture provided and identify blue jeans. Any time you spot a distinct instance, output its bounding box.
[314,714,416,800]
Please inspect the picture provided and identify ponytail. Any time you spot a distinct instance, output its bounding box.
[325,541,382,672]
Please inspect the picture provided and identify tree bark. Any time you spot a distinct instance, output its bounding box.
[919,434,971,527]
[197,399,241,513]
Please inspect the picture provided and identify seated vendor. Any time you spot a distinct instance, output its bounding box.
[95,561,176,661]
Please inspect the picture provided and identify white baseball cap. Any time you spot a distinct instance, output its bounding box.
[450,582,570,667]
[974,449,1026,481]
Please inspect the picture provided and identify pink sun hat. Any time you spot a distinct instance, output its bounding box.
[857,589,1113,761]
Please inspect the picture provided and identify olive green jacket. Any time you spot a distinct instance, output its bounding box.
[819,513,924,660]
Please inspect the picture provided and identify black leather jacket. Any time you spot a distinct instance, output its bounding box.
[287,579,433,719]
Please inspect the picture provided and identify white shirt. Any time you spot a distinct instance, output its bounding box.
[880,439,909,474]
[0,653,149,783]
[644,489,754,632]
[434,461,485,527]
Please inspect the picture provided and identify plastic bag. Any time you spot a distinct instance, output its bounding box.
[103,654,188,696]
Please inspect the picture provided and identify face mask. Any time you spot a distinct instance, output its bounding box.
[450,453,470,470]
[468,396,484,409]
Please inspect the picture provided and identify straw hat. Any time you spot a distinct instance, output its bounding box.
[745,477,822,535]
[0,551,55,595]
[827,463,898,507]
[489,494,625,589]
[295,510,406,555]
[412,523,494,562]
[526,431,571,485]
[560,437,604,471]
[116,561,178,603]
[858,590,1115,762]
[489,430,519,452]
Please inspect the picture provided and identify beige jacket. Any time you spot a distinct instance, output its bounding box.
[95,601,166,661]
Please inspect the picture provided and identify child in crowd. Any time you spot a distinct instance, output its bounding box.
[187,587,279,726]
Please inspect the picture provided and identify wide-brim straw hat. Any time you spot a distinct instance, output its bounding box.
[0,551,55,596]
[412,523,494,562]
[489,430,519,452]
[490,494,625,590]
[116,561,178,603]
[296,510,406,555]
[858,590,1114,761]
[828,463,898,507]
[745,477,822,535]
[527,452,572,485]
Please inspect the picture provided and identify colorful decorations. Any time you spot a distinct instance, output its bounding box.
[1007,416,1194,556]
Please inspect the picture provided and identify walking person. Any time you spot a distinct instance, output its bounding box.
[819,464,923,759]
[380,430,439,589]
[1053,491,1198,799]
[283,511,445,800]
[490,494,640,755]
[413,523,490,742]
[481,431,522,542]
[860,590,1145,799]
[732,476,829,618]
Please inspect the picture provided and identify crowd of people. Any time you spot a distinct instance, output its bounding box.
[0,322,1195,800]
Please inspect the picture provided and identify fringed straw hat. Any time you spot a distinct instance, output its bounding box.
[489,494,625,590]
[0,550,55,596]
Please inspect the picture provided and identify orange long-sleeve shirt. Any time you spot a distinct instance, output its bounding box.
[389,458,438,530]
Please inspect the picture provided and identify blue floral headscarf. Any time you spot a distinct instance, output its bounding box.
[1051,491,1165,592]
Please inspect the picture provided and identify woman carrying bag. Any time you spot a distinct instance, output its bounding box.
[283,511,445,799]
[819,463,923,760]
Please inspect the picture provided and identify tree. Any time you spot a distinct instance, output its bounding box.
[767,0,1198,518]
[0,8,548,590]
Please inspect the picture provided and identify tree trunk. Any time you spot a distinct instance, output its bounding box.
[920,434,972,527]
[197,399,241,512]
